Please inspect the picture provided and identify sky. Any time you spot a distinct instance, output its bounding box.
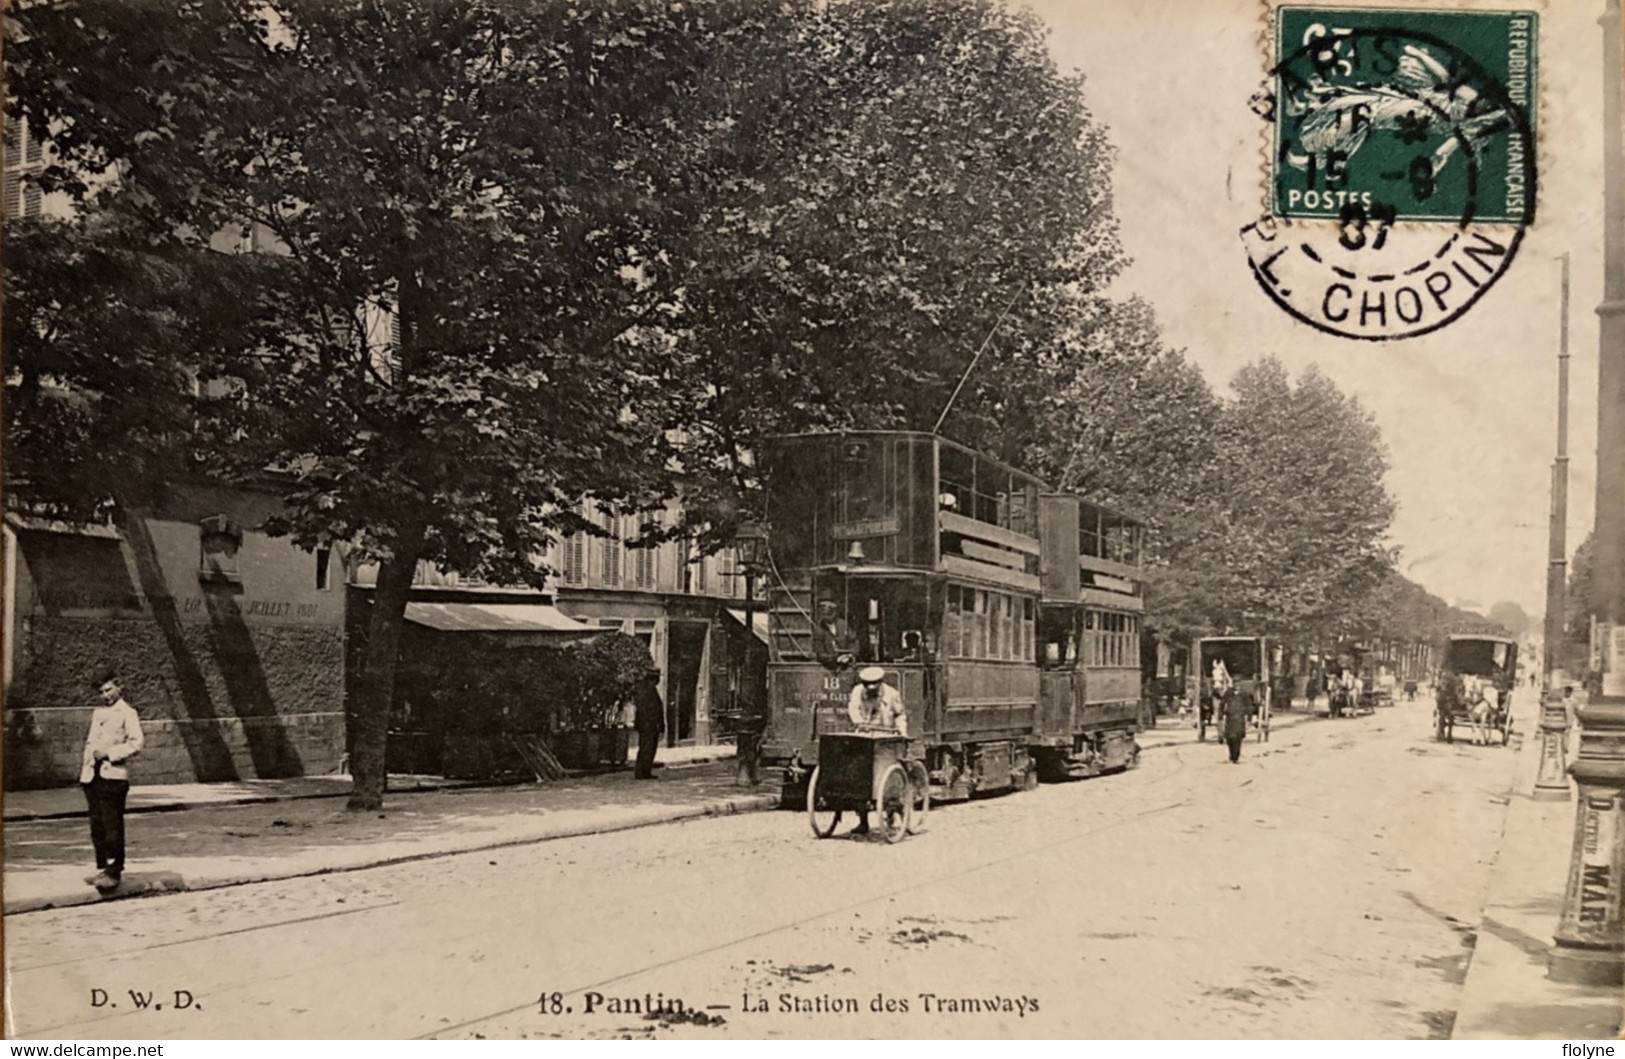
[1019,0,1608,620]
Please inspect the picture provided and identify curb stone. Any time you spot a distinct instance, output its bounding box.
[4,790,780,915]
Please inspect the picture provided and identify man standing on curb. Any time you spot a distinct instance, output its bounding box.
[633,667,665,780]
[81,672,144,891]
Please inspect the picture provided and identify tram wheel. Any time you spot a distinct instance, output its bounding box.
[905,760,930,835]
[876,764,912,844]
[806,767,842,839]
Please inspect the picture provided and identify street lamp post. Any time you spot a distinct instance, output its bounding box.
[732,521,770,787]
[1548,0,1625,988]
[1535,255,1575,803]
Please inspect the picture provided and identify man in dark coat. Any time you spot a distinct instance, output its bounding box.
[1219,686,1255,764]
[633,668,665,779]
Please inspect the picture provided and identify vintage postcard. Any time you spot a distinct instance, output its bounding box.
[3,0,1622,1042]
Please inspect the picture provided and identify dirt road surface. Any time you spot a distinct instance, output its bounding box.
[6,697,1518,1039]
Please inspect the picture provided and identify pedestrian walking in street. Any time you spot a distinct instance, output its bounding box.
[1219,686,1253,764]
[81,672,145,891]
[633,667,665,779]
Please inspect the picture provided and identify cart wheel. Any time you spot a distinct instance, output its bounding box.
[876,764,912,844]
[1502,718,1513,746]
[806,766,842,839]
[905,760,930,835]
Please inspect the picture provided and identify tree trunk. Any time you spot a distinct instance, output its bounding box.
[347,521,426,811]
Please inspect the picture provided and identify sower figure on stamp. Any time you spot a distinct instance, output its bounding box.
[82,671,145,891]
[633,667,665,780]
[847,666,909,836]
[1219,684,1254,765]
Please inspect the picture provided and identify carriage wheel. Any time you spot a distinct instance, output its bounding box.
[904,760,930,835]
[1501,716,1514,746]
[806,767,842,839]
[876,764,913,844]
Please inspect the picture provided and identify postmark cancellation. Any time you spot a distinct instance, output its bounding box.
[1242,5,1538,340]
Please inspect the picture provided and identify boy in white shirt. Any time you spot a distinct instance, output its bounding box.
[81,673,145,890]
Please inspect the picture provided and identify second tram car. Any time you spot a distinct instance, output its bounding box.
[757,431,1146,802]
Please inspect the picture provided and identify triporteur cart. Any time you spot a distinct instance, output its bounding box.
[1434,634,1517,745]
[1191,636,1273,743]
[806,731,929,843]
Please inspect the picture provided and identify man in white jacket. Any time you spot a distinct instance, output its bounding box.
[81,673,145,890]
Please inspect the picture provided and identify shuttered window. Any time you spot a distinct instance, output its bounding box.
[5,121,44,221]
[630,514,658,589]
[598,509,622,588]
[562,507,588,586]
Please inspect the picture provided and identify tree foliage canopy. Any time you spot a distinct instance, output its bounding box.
[1028,348,1400,644]
[5,0,1128,805]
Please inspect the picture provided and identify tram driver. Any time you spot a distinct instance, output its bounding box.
[814,600,858,669]
[846,666,910,836]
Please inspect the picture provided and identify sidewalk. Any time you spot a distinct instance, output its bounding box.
[1,715,1312,917]
[1,742,735,822]
[1452,701,1625,1040]
[3,749,766,916]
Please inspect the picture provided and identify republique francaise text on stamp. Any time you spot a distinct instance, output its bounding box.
[1241,6,1537,340]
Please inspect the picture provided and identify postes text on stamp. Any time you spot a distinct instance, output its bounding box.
[1242,6,1537,341]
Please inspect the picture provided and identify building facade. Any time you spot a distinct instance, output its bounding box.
[547,502,766,747]
[3,481,348,789]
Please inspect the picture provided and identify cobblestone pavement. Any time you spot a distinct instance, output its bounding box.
[7,698,1520,1039]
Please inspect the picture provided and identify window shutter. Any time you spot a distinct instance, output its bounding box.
[599,512,622,588]
[632,515,656,589]
[4,170,20,221]
[564,531,586,586]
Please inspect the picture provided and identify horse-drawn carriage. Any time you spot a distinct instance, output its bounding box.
[1192,636,1272,743]
[1325,643,1379,717]
[1434,634,1517,745]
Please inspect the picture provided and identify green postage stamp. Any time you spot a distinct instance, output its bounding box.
[1272,7,1537,225]
[1243,6,1538,341]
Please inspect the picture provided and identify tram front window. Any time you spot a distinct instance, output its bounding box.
[813,580,930,665]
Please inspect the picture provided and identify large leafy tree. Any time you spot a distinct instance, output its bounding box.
[8,0,756,808]
[641,0,1126,489]
[1028,343,1397,643]
[2,212,237,521]
[1213,359,1394,640]
[7,0,1130,807]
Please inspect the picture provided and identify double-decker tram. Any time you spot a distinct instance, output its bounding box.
[757,431,1146,803]
[1032,498,1146,780]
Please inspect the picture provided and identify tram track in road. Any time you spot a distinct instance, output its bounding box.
[13,737,1212,1039]
[423,786,1198,1040]
[9,899,405,974]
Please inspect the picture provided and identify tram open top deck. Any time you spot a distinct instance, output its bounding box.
[759,431,1145,600]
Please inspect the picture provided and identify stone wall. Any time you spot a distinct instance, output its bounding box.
[4,483,350,789]
[6,615,347,789]
[4,708,344,788]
